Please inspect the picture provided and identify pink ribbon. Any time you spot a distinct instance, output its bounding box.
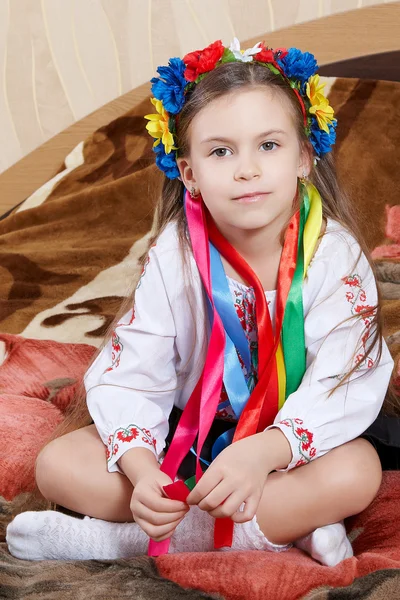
[148,190,226,556]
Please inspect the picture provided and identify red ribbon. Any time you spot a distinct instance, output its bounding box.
[206,209,300,547]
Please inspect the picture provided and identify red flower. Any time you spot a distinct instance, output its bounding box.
[112,332,121,352]
[113,443,119,455]
[343,275,360,287]
[116,427,139,443]
[274,47,288,60]
[295,427,314,451]
[183,40,224,82]
[105,448,110,460]
[254,43,275,64]
[355,304,375,317]
[254,43,288,65]
[355,353,364,365]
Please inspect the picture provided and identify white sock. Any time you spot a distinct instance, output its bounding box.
[294,521,353,567]
[7,511,149,561]
[6,505,289,561]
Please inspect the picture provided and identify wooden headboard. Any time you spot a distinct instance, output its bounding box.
[1,2,399,218]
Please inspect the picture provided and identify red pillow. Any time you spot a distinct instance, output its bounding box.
[0,333,95,500]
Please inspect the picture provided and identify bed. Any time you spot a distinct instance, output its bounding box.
[1,6,400,599]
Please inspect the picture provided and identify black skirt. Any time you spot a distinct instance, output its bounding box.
[165,408,400,477]
[363,414,400,470]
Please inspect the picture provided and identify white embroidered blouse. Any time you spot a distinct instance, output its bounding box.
[84,218,394,474]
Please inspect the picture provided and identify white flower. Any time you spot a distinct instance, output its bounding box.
[229,37,262,62]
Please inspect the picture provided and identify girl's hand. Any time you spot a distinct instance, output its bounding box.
[185,430,291,523]
[130,470,189,542]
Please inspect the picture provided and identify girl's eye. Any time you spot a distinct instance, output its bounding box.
[211,143,277,157]
[211,148,232,157]
[261,141,277,151]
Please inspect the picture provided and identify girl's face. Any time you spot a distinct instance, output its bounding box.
[178,87,310,240]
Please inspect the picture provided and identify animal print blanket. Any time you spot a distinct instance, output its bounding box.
[0,76,400,599]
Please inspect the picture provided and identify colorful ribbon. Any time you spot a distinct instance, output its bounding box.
[148,182,323,556]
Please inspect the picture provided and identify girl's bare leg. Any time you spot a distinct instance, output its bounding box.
[36,425,381,546]
[8,430,380,562]
[35,424,135,522]
[255,437,382,545]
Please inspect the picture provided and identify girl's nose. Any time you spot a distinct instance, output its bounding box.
[234,155,261,181]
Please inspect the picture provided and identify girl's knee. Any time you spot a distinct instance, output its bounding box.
[35,439,67,501]
[340,438,382,511]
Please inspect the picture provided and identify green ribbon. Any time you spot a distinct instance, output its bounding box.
[281,188,310,398]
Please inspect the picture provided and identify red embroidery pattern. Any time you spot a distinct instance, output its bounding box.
[216,283,272,420]
[215,404,238,422]
[106,425,157,463]
[233,286,268,388]
[104,330,123,373]
[117,307,136,328]
[136,255,150,290]
[103,307,135,373]
[103,242,157,375]
[342,273,376,370]
[136,242,156,290]
[233,288,257,335]
[279,418,317,467]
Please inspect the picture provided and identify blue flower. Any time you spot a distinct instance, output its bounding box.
[310,120,337,156]
[153,142,180,179]
[278,48,318,83]
[151,58,187,115]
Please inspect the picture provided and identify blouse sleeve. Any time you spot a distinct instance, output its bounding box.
[84,240,179,474]
[265,227,394,471]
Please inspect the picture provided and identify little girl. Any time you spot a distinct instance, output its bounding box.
[7,38,394,567]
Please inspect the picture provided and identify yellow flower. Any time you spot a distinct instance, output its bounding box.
[144,98,176,153]
[306,74,335,134]
[306,74,326,103]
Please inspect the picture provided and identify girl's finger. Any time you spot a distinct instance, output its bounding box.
[139,491,188,514]
[150,519,185,542]
[197,479,236,512]
[144,514,186,541]
[186,469,224,506]
[134,501,189,526]
[231,495,259,523]
[207,490,247,519]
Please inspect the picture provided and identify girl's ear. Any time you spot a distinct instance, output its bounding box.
[177,157,197,191]
[297,144,313,179]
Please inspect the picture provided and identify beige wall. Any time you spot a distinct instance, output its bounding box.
[0,0,396,174]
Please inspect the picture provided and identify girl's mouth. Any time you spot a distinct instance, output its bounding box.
[233,192,270,203]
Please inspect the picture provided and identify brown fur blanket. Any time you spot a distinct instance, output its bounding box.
[0,76,400,599]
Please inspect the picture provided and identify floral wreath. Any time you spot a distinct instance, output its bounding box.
[145,38,337,180]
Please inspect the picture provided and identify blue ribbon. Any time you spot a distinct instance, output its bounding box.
[188,242,255,466]
[209,243,251,419]
[209,243,251,373]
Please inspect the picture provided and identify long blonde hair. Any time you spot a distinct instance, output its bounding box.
[39,60,395,461]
